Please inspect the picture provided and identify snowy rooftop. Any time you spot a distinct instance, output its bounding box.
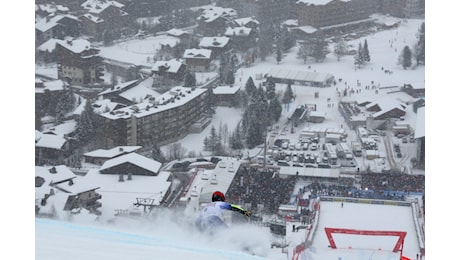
[199,37,230,48]
[100,86,207,120]
[183,48,212,59]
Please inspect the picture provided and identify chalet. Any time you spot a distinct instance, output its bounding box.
[99,153,162,176]
[198,37,231,59]
[224,27,257,51]
[35,165,79,216]
[183,48,212,72]
[231,17,260,31]
[196,6,237,36]
[35,133,70,165]
[79,0,129,41]
[35,3,70,18]
[83,146,142,165]
[151,59,187,83]
[35,14,82,46]
[55,38,104,87]
[212,85,241,106]
[35,79,67,114]
[62,186,102,215]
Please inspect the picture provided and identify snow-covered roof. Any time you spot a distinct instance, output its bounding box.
[81,0,125,14]
[117,78,160,103]
[35,79,66,93]
[84,146,142,158]
[36,4,70,14]
[199,37,230,48]
[35,134,67,150]
[101,86,207,120]
[42,120,77,137]
[197,6,237,23]
[99,80,138,95]
[267,68,334,83]
[35,165,76,185]
[81,13,104,23]
[35,14,79,32]
[57,39,92,54]
[224,27,252,37]
[183,48,212,59]
[213,85,241,95]
[233,17,259,27]
[99,153,162,174]
[152,59,185,74]
[37,38,64,52]
[166,28,189,37]
[90,99,125,114]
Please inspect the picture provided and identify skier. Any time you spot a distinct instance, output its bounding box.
[195,191,251,234]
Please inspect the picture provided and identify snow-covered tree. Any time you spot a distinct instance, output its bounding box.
[183,70,196,88]
[334,38,348,61]
[245,76,257,96]
[297,42,309,64]
[399,45,412,69]
[282,81,294,105]
[414,22,425,65]
[276,46,283,64]
[354,43,365,68]
[363,39,371,62]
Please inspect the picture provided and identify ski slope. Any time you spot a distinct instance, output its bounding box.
[35,199,423,260]
[35,217,271,260]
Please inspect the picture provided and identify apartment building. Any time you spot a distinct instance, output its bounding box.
[100,86,210,147]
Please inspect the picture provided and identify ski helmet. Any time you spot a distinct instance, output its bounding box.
[212,191,226,202]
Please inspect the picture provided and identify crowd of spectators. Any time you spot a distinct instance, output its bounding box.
[226,164,424,215]
[227,166,296,214]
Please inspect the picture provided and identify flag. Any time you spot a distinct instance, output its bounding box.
[401,256,411,260]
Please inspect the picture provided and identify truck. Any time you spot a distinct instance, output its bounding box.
[351,141,362,157]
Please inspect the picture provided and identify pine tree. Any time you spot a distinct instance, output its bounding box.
[309,33,329,62]
[415,22,425,65]
[276,46,283,64]
[354,43,365,68]
[226,70,235,86]
[183,70,196,88]
[400,45,412,69]
[266,76,276,100]
[74,100,96,142]
[297,41,309,64]
[267,96,282,124]
[334,38,348,61]
[282,81,294,105]
[363,39,370,62]
[245,76,257,96]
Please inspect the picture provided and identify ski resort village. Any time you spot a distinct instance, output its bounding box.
[34,0,426,259]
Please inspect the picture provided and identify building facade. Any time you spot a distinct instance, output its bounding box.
[56,39,104,87]
[101,87,210,147]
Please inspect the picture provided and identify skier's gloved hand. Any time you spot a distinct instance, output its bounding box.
[244,210,251,217]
